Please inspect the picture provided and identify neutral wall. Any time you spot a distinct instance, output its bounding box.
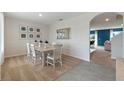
[0,12,4,65]
[5,17,49,57]
[122,17,124,58]
[111,32,123,58]
[111,13,124,59]
[122,32,124,58]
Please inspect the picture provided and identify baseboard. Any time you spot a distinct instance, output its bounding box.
[62,53,90,62]
[5,53,26,58]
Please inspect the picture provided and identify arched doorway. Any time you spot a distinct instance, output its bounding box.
[89,12,123,69]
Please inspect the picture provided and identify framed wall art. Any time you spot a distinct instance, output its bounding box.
[19,25,42,40]
[20,26,27,32]
[57,27,70,39]
[36,34,41,39]
[28,26,34,32]
[20,33,27,39]
[28,33,34,39]
[36,28,40,32]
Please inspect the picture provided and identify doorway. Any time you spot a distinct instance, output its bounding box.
[97,29,110,46]
[89,12,123,69]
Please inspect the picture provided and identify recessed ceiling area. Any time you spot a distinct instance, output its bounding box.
[90,13,123,30]
[4,12,84,25]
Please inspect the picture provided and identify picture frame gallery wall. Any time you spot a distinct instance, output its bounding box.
[19,25,42,40]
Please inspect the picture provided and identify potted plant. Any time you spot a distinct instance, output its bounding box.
[45,40,48,44]
[40,40,43,43]
[34,40,37,42]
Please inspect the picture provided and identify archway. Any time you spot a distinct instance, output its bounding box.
[89,12,123,69]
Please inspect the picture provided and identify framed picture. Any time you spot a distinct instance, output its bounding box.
[36,28,40,32]
[57,28,70,39]
[20,26,27,32]
[20,33,27,39]
[28,26,34,32]
[36,34,41,39]
[28,33,34,39]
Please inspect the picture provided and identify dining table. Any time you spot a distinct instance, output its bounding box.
[35,44,56,67]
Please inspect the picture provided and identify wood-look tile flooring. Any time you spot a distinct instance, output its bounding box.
[90,47,116,69]
[1,55,81,81]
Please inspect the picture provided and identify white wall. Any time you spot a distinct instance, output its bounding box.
[111,32,123,58]
[122,18,124,58]
[0,12,4,65]
[122,32,124,58]
[49,13,100,61]
[5,17,49,57]
[94,31,98,46]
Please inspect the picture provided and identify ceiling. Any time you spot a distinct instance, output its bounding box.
[4,12,84,25]
[90,13,123,29]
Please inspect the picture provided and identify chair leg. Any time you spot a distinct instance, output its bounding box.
[32,59,35,64]
[31,57,34,64]
[53,64,55,69]
[53,60,55,69]
[33,57,37,64]
[46,58,48,66]
[33,59,36,64]
[39,57,42,64]
[26,55,30,63]
[59,58,62,68]
[60,61,62,68]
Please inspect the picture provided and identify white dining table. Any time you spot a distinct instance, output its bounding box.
[35,45,56,67]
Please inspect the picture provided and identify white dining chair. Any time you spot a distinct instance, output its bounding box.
[26,43,31,57]
[30,44,42,64]
[46,44,63,68]
[26,43,32,63]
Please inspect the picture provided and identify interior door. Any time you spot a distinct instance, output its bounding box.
[97,29,110,46]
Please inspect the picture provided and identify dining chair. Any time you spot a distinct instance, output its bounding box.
[30,44,42,64]
[26,43,31,57]
[46,44,63,68]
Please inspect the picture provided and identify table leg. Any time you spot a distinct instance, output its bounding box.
[42,52,44,68]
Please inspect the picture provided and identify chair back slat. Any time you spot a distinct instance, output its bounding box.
[26,43,31,56]
[30,44,36,57]
[53,44,63,59]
